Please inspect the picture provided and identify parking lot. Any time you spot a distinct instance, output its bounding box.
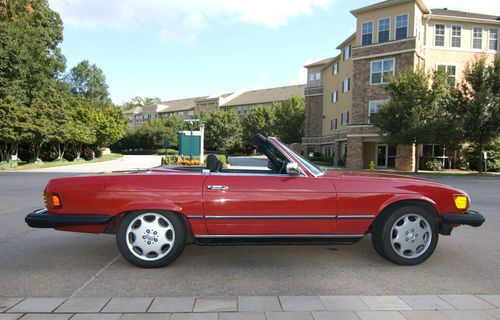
[0,169,499,298]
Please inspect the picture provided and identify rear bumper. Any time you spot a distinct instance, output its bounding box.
[441,210,485,227]
[25,208,113,228]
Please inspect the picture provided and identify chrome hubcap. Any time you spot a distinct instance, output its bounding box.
[390,213,432,259]
[126,213,175,261]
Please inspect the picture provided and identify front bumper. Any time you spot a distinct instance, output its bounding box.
[25,208,113,228]
[441,210,485,227]
[439,210,485,235]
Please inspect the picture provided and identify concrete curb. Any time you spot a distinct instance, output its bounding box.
[1,294,500,319]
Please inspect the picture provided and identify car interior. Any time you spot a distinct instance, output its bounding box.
[167,134,290,175]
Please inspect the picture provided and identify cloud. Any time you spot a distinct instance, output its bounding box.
[49,0,333,42]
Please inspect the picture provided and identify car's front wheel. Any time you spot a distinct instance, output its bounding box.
[116,211,186,268]
[372,205,438,265]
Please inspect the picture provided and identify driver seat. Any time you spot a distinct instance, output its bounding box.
[206,154,220,172]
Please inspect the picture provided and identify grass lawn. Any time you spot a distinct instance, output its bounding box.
[3,153,123,171]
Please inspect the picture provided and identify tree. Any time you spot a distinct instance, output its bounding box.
[121,96,162,110]
[203,110,242,151]
[452,56,500,172]
[68,101,96,160]
[92,105,128,148]
[67,60,110,102]
[0,0,65,105]
[0,99,30,162]
[374,69,456,172]
[273,96,305,143]
[241,105,276,142]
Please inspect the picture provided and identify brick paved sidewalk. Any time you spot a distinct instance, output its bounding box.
[1,295,500,319]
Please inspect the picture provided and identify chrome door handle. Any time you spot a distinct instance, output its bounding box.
[207,185,229,191]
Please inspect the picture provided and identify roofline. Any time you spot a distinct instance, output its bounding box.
[350,0,430,17]
[425,13,500,24]
[336,33,356,50]
[304,57,336,68]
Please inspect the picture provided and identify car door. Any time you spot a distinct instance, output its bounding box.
[202,173,337,235]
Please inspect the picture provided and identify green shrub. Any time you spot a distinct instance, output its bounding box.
[455,157,469,171]
[424,159,443,171]
[166,149,179,155]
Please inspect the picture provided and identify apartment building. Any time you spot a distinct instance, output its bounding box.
[126,85,305,128]
[222,85,306,117]
[302,0,500,171]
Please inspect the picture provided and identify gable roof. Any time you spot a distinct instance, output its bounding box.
[430,8,500,21]
[157,96,207,114]
[221,85,306,107]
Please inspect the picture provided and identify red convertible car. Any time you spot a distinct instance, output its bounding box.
[26,134,484,267]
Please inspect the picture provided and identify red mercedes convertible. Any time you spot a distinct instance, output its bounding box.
[26,134,484,267]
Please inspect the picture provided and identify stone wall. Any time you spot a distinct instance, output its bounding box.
[346,137,363,170]
[303,87,324,139]
[395,144,414,171]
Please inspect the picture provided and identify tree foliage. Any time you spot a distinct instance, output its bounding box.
[0,0,126,164]
[374,69,457,171]
[241,96,305,144]
[451,56,500,172]
[241,105,276,142]
[202,109,242,151]
[67,60,110,102]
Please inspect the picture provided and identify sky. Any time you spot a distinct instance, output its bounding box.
[48,0,500,104]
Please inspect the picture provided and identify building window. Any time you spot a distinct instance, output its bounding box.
[333,63,339,75]
[395,14,408,40]
[368,100,388,124]
[473,27,483,49]
[308,71,321,87]
[451,25,461,48]
[378,18,390,43]
[490,29,499,50]
[343,45,351,61]
[331,119,337,130]
[437,64,457,86]
[362,21,373,46]
[342,78,350,93]
[341,111,350,125]
[331,91,338,103]
[434,24,445,46]
[371,58,395,85]
[322,146,333,157]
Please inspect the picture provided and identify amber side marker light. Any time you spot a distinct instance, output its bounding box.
[44,192,63,209]
[454,195,468,210]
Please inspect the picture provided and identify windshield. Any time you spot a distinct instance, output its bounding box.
[277,140,324,176]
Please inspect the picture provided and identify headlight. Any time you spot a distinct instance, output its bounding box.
[454,195,468,210]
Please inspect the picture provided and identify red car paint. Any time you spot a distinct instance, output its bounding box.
[41,137,468,238]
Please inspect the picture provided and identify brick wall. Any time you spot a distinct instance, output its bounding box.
[304,87,324,138]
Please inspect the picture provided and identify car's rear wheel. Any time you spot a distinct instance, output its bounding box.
[116,211,186,268]
[372,205,438,265]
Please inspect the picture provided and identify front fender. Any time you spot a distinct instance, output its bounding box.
[377,194,438,216]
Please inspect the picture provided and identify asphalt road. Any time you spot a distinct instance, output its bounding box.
[0,170,499,297]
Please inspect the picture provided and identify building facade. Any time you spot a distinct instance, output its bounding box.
[125,85,306,128]
[302,0,499,171]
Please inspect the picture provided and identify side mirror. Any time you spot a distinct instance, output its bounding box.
[286,162,301,176]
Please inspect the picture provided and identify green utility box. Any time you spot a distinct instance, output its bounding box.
[178,132,201,157]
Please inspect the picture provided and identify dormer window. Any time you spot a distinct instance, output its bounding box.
[378,18,390,43]
[362,21,373,46]
[395,14,408,40]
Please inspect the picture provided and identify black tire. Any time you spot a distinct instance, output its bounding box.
[116,211,187,268]
[371,205,438,265]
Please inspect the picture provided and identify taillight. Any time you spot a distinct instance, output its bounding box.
[44,192,63,209]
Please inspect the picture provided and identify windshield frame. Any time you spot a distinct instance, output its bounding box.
[268,137,325,177]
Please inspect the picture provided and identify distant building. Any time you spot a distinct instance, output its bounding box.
[125,85,306,128]
[302,0,500,171]
[221,84,306,117]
